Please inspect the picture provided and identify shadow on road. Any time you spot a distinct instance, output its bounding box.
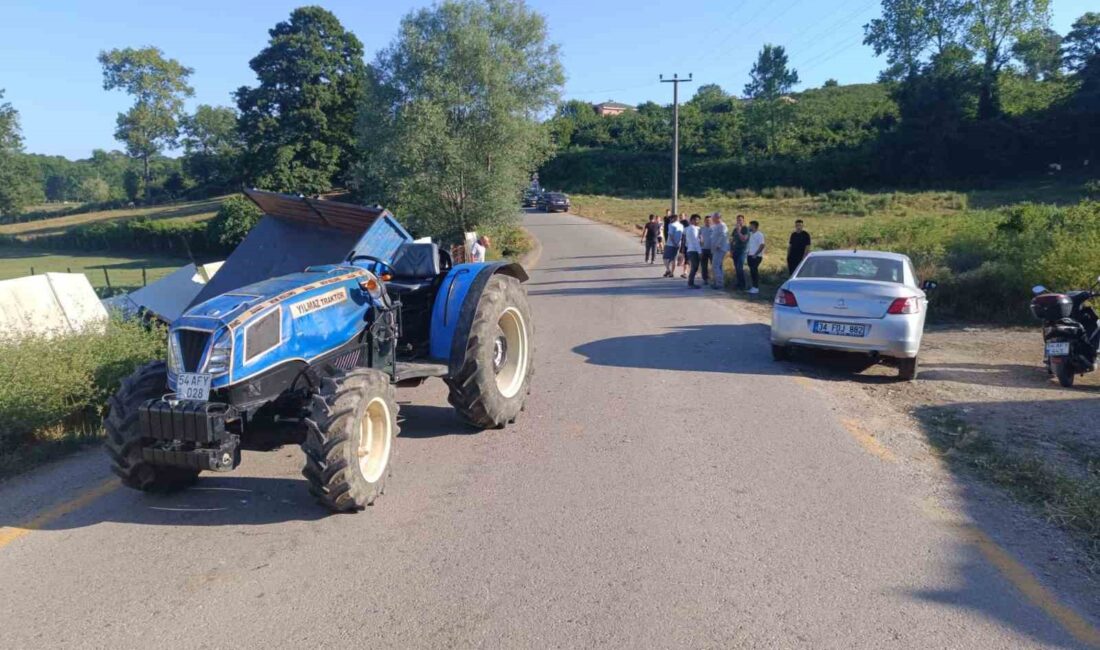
[573,324,779,374]
[6,405,482,530]
[398,404,477,438]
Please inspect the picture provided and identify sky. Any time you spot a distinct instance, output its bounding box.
[0,0,1093,159]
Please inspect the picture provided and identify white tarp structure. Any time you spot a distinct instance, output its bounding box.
[103,261,223,323]
[0,272,108,339]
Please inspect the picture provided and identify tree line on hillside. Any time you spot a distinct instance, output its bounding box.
[541,5,1100,193]
[0,1,562,242]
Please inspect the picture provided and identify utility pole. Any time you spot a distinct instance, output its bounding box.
[660,72,692,216]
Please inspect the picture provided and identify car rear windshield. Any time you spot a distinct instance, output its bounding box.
[547,193,566,200]
[797,256,904,283]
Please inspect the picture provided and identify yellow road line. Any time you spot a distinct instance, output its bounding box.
[840,418,897,463]
[0,478,119,550]
[923,500,1100,647]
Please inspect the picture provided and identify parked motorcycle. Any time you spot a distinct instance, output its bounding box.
[1029,276,1099,387]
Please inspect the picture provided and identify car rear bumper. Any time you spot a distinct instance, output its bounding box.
[770,307,922,358]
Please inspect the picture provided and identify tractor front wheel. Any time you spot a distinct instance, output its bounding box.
[104,361,200,492]
[447,274,534,428]
[302,368,398,512]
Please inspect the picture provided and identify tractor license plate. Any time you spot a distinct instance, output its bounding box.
[177,373,212,402]
[812,321,867,337]
[1046,341,1071,357]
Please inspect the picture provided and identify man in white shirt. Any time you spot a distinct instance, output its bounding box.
[709,212,730,289]
[747,220,765,294]
[470,235,489,263]
[699,214,714,286]
[663,218,684,278]
[684,214,703,289]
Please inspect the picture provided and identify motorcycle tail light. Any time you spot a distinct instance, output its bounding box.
[887,297,919,314]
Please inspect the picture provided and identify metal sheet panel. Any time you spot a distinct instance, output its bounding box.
[190,216,358,308]
[124,263,205,323]
[349,214,413,267]
[244,189,386,235]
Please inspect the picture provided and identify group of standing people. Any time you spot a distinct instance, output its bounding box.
[641,209,811,294]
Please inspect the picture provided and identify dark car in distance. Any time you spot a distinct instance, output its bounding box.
[537,192,570,213]
[522,188,540,207]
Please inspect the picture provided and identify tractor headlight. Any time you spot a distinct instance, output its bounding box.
[203,330,232,376]
[167,332,183,375]
[358,272,392,309]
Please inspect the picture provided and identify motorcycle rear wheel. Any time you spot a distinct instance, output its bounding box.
[1053,359,1075,388]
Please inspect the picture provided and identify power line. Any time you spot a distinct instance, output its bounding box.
[785,0,878,63]
[784,0,877,49]
[797,35,867,78]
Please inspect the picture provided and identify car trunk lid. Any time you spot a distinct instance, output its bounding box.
[790,279,910,319]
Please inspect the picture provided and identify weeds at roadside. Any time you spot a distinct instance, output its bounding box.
[921,409,1100,570]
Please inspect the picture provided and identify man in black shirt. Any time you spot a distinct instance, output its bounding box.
[787,219,811,275]
[641,214,661,264]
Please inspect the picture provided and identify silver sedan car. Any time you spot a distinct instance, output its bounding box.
[770,250,936,380]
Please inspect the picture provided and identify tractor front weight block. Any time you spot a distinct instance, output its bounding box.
[138,399,241,472]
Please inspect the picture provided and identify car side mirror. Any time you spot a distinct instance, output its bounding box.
[1032,285,1047,295]
[921,280,938,291]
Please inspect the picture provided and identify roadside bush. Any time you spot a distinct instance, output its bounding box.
[0,318,165,463]
[816,188,901,216]
[482,220,532,260]
[760,186,806,199]
[821,201,1100,322]
[1085,180,1100,200]
[207,194,262,247]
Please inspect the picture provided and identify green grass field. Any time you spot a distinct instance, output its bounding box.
[0,197,225,239]
[569,182,1098,323]
[0,245,194,292]
[571,190,967,275]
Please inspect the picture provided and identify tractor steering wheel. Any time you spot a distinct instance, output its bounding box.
[349,254,389,273]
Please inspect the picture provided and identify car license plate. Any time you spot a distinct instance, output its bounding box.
[177,373,212,402]
[812,321,867,337]
[1046,341,1071,357]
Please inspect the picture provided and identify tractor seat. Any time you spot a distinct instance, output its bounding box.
[386,242,441,293]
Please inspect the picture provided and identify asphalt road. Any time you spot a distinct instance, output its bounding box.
[1,211,1096,648]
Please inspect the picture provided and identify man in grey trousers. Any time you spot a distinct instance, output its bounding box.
[709,212,729,289]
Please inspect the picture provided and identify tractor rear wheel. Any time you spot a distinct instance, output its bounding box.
[446,274,534,428]
[302,368,398,512]
[104,361,200,492]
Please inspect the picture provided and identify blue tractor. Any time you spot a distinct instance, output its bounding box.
[105,190,533,512]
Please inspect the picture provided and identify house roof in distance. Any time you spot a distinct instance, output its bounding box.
[594,101,635,110]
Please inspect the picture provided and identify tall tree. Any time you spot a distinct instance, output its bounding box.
[1012,27,1062,79]
[744,45,799,99]
[180,105,241,191]
[1062,12,1100,73]
[235,6,366,194]
[0,90,40,219]
[966,0,1050,119]
[864,0,933,80]
[357,0,564,238]
[689,84,730,112]
[864,0,969,81]
[98,47,194,202]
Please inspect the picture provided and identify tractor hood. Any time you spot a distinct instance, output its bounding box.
[169,265,374,390]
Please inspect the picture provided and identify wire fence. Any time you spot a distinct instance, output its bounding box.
[0,265,180,296]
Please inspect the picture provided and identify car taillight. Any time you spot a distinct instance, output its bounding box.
[887,297,919,314]
[775,289,798,307]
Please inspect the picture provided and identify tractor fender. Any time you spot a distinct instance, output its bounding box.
[430,262,528,374]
